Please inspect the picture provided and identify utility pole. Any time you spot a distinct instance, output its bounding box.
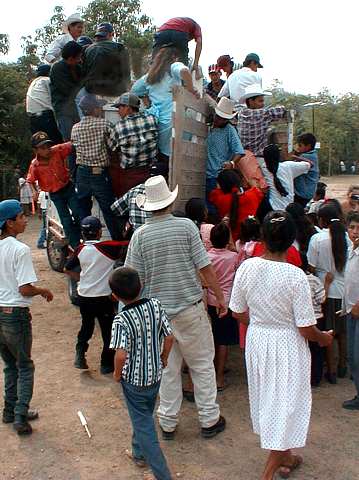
[328,144,332,176]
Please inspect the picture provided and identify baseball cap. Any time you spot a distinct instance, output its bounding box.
[95,22,114,38]
[36,64,51,77]
[216,55,233,67]
[244,53,263,68]
[79,94,106,114]
[112,92,140,109]
[81,216,102,235]
[0,199,23,229]
[208,64,220,74]
[77,36,93,48]
[31,132,53,148]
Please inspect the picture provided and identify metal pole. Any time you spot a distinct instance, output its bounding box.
[312,107,315,134]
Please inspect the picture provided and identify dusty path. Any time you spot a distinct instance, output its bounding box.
[1,177,359,480]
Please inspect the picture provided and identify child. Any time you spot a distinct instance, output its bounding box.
[18,177,33,216]
[207,223,240,390]
[235,215,261,262]
[185,197,214,250]
[27,131,82,248]
[342,212,359,410]
[64,216,126,374]
[37,190,49,249]
[0,199,53,435]
[293,133,319,207]
[307,182,327,215]
[109,266,174,480]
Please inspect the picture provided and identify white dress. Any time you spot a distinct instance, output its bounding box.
[229,257,316,451]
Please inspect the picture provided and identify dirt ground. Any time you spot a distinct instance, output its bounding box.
[1,176,359,480]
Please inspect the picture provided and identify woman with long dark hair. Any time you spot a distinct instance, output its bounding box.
[230,211,333,480]
[285,203,317,257]
[209,169,264,241]
[131,46,198,162]
[307,203,349,383]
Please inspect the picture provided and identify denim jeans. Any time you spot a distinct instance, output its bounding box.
[76,166,120,240]
[56,114,79,178]
[29,110,63,144]
[0,308,34,419]
[37,209,47,248]
[153,30,189,65]
[121,380,172,480]
[347,314,359,395]
[50,182,82,248]
[75,87,87,120]
[205,177,218,217]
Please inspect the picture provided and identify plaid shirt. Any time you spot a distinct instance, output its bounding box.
[111,183,151,230]
[71,116,112,167]
[107,113,158,169]
[238,106,287,156]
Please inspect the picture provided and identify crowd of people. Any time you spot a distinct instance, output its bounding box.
[1,13,359,480]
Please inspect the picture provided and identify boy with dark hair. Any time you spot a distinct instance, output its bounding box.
[64,216,127,374]
[110,266,174,480]
[0,200,53,435]
[50,40,83,141]
[293,133,319,207]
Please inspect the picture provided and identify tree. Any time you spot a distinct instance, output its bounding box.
[0,34,10,56]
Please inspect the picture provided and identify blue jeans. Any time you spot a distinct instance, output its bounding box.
[56,114,79,178]
[75,87,87,120]
[206,177,218,217]
[37,209,47,247]
[0,308,34,419]
[153,30,189,65]
[50,183,82,248]
[347,314,359,396]
[121,380,172,480]
[76,166,120,240]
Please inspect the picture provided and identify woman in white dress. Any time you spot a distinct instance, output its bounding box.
[229,211,333,480]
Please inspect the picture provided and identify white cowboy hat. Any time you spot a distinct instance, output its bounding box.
[240,83,272,103]
[136,175,179,212]
[62,14,84,33]
[215,97,237,119]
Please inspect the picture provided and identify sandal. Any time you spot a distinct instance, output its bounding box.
[278,455,303,478]
[125,449,147,468]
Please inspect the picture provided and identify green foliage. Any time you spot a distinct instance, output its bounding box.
[0,34,10,55]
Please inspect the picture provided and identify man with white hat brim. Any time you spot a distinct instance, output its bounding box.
[239,83,272,104]
[214,97,237,120]
[45,14,84,63]
[136,175,179,212]
[126,175,227,439]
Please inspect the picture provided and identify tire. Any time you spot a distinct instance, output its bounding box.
[46,230,68,272]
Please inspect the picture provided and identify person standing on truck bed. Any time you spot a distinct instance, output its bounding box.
[26,132,82,249]
[153,17,202,71]
[107,93,158,198]
[71,93,120,240]
[26,64,63,144]
[44,13,84,64]
[82,23,130,98]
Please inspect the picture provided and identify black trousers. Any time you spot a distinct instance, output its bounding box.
[77,296,115,368]
[29,110,63,144]
[152,30,189,64]
[294,194,311,208]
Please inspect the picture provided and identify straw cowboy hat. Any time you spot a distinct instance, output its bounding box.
[240,83,272,103]
[215,97,237,119]
[62,14,84,33]
[136,176,179,212]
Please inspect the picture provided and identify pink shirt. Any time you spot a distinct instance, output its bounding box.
[207,248,240,307]
[200,223,214,251]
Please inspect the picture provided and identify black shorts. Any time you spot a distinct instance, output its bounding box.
[208,305,239,346]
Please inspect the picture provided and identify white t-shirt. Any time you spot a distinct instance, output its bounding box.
[38,191,49,210]
[0,237,37,307]
[218,67,262,107]
[26,76,53,114]
[307,229,349,299]
[264,161,310,210]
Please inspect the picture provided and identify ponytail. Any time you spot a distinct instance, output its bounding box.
[229,188,240,231]
[318,204,348,272]
[263,144,288,197]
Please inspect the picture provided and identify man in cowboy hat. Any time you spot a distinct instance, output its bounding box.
[218,52,263,108]
[206,97,245,200]
[45,13,84,64]
[216,55,234,78]
[125,175,227,440]
[238,83,287,161]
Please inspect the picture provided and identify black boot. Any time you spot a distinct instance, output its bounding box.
[13,415,32,435]
[74,345,88,369]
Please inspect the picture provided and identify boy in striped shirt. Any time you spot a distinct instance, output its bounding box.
[110,267,174,480]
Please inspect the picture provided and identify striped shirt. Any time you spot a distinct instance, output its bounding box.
[110,298,172,386]
[125,214,210,318]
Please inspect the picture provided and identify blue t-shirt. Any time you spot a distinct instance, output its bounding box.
[206,123,245,179]
[294,150,319,200]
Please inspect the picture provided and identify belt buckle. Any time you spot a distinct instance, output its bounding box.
[1,307,13,314]
[92,167,102,175]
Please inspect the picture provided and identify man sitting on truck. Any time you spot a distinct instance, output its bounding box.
[107,93,158,198]
[27,132,82,249]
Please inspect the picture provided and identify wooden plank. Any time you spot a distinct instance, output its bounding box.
[181,141,207,158]
[183,117,208,138]
[181,170,206,186]
[170,88,185,191]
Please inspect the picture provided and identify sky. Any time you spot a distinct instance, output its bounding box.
[1,0,358,96]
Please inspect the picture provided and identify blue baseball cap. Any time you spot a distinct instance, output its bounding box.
[36,64,51,77]
[244,53,263,68]
[81,216,102,234]
[0,199,23,229]
[95,22,114,38]
[79,94,106,114]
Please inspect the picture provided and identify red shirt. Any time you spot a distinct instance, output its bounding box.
[27,143,72,193]
[158,17,202,41]
[209,186,264,240]
[252,242,302,267]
